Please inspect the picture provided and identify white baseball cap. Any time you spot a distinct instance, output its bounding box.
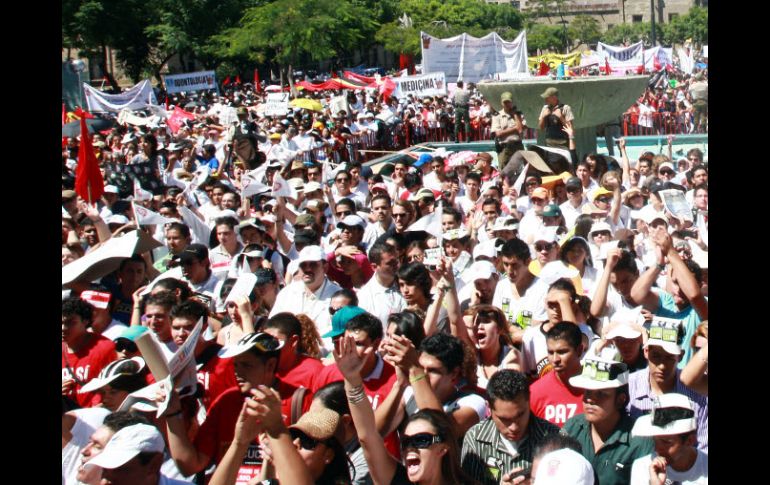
[631,393,697,437]
[297,245,326,264]
[644,317,685,355]
[534,448,595,485]
[84,424,165,470]
[79,357,146,393]
[465,260,498,282]
[472,239,498,260]
[336,215,366,230]
[569,348,629,390]
[605,307,646,340]
[218,332,285,359]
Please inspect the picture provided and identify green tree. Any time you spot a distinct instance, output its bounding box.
[601,22,664,46]
[569,14,601,47]
[527,23,566,53]
[662,7,708,45]
[213,0,378,87]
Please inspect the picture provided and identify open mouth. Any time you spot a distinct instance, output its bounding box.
[405,453,421,476]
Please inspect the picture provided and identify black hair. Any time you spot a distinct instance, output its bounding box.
[613,250,639,276]
[336,198,356,213]
[118,254,147,271]
[397,262,433,303]
[573,214,594,240]
[144,292,177,312]
[499,238,530,261]
[170,299,208,325]
[487,369,530,407]
[62,297,93,327]
[683,259,703,285]
[314,381,350,416]
[559,237,593,268]
[442,206,462,224]
[371,193,392,207]
[346,312,383,342]
[214,216,239,230]
[368,241,397,265]
[548,278,578,300]
[404,172,422,190]
[481,197,501,212]
[102,411,151,433]
[153,278,193,301]
[419,333,463,373]
[465,171,482,184]
[545,322,583,350]
[331,288,358,306]
[386,311,426,348]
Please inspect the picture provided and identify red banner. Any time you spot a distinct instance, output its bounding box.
[167,107,196,134]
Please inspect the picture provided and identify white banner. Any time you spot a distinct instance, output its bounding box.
[393,72,447,99]
[702,45,708,58]
[163,70,217,94]
[420,31,528,83]
[595,41,644,73]
[643,46,674,70]
[265,92,290,117]
[676,47,695,74]
[84,80,158,113]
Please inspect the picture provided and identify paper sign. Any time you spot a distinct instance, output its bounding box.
[265,92,290,116]
[423,248,443,268]
[659,189,693,223]
[225,273,258,303]
[453,251,472,277]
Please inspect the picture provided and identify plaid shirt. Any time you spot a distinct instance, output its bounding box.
[461,415,559,485]
[627,367,709,452]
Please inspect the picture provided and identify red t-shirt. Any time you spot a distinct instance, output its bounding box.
[325,251,374,290]
[197,354,237,410]
[62,336,117,407]
[275,355,324,397]
[529,370,584,428]
[314,357,401,458]
[193,384,312,485]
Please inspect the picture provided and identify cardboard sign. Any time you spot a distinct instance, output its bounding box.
[265,92,290,116]
[423,248,443,268]
[659,189,694,223]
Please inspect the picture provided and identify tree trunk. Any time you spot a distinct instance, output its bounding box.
[287,64,298,97]
[101,45,121,92]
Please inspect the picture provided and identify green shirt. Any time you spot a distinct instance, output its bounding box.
[562,413,653,485]
[153,252,173,273]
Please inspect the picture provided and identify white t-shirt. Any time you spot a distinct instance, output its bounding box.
[522,322,595,379]
[403,386,488,422]
[630,451,708,485]
[357,275,406,331]
[62,408,111,485]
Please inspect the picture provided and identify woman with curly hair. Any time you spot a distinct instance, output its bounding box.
[463,305,523,389]
[260,312,324,397]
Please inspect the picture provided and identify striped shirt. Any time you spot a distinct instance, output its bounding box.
[461,414,560,485]
[627,367,708,452]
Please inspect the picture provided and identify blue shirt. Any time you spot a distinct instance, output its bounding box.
[654,291,704,369]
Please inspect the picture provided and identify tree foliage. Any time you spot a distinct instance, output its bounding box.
[661,6,708,45]
[527,24,567,53]
[569,15,601,47]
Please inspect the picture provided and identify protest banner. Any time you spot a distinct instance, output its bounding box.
[528,52,583,70]
[264,92,290,116]
[84,80,157,113]
[166,107,196,134]
[163,70,217,94]
[421,31,528,82]
[108,160,164,196]
[392,72,447,99]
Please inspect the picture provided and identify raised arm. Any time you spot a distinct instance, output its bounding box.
[334,335,398,485]
[630,243,664,312]
[590,248,621,318]
[161,388,211,476]
[679,342,708,396]
[618,138,631,187]
[654,231,708,319]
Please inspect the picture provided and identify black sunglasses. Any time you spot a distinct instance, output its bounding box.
[535,243,554,252]
[336,177,350,183]
[400,432,445,451]
[336,210,352,217]
[659,169,675,176]
[596,196,612,204]
[290,428,326,450]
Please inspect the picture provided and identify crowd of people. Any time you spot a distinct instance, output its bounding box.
[62,71,709,485]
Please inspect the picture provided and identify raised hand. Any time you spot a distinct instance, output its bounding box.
[333,334,370,380]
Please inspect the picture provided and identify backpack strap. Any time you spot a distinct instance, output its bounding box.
[290,386,308,425]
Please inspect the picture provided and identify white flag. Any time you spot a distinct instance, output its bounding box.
[271,172,297,199]
[133,178,153,201]
[241,175,271,198]
[178,205,212,245]
[512,162,530,196]
[132,202,177,226]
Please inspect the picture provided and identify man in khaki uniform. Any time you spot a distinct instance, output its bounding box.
[538,87,574,148]
[491,91,526,174]
[689,74,708,133]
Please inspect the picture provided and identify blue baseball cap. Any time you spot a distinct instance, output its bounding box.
[322,306,367,339]
[413,153,433,168]
[113,325,148,343]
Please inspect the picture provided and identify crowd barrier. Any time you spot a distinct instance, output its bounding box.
[622,112,708,136]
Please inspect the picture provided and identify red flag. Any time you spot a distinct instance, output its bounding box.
[74,107,95,119]
[254,70,261,92]
[167,107,196,134]
[537,61,549,76]
[605,59,611,74]
[377,76,396,102]
[235,75,241,85]
[62,103,67,125]
[75,116,104,203]
[653,56,662,71]
[223,76,231,86]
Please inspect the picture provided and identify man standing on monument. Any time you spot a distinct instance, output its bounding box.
[538,87,574,149]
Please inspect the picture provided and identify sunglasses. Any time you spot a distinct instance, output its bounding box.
[336,178,350,183]
[659,169,675,176]
[393,213,409,219]
[566,187,581,193]
[336,210,352,217]
[289,429,326,450]
[115,340,138,353]
[400,432,445,451]
[593,231,612,238]
[525,181,539,186]
[535,243,554,252]
[595,196,612,204]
